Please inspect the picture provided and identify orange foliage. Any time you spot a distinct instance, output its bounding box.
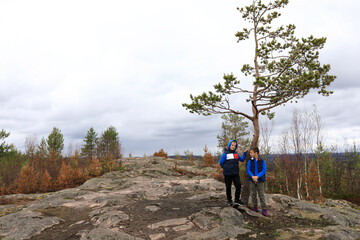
[104,155,118,172]
[89,156,102,177]
[56,161,74,189]
[0,181,6,195]
[172,162,207,178]
[153,149,168,158]
[56,161,89,189]
[305,161,323,203]
[39,170,52,193]
[210,164,224,182]
[47,149,61,180]
[15,165,39,194]
[1,146,118,195]
[72,167,89,186]
[202,145,216,168]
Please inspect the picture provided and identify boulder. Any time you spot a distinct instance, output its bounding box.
[0,210,62,240]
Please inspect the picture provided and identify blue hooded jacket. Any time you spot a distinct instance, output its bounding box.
[219,140,246,176]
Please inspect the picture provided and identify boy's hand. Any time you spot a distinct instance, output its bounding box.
[252,176,258,183]
[252,176,259,183]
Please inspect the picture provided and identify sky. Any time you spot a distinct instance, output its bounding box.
[1,0,360,157]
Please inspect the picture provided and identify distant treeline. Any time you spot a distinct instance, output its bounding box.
[1,126,360,206]
[0,126,123,195]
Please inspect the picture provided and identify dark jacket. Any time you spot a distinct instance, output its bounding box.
[219,140,246,176]
[247,156,267,182]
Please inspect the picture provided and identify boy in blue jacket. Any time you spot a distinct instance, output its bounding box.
[247,147,268,216]
[219,140,247,206]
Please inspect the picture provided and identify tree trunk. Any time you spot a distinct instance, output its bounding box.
[251,115,260,148]
[240,151,251,205]
[285,174,290,195]
[252,8,260,150]
[304,156,309,198]
[297,178,302,199]
[241,7,260,206]
[241,114,259,205]
[316,155,322,195]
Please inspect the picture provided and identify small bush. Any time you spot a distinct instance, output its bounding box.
[153,149,168,158]
[210,164,224,182]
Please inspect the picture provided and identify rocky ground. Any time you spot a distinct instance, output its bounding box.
[0,156,360,240]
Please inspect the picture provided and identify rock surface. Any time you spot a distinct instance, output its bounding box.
[0,156,359,240]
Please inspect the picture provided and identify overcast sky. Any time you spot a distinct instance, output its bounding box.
[1,0,359,157]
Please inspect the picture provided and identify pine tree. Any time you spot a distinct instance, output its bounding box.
[15,165,39,194]
[217,113,250,151]
[46,127,64,156]
[88,156,102,177]
[97,126,122,160]
[82,127,98,160]
[57,161,74,189]
[104,155,117,172]
[39,170,52,193]
[0,129,16,159]
[183,0,336,205]
[183,0,336,149]
[37,137,48,157]
[47,149,61,181]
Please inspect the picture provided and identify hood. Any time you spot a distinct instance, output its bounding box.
[226,140,238,153]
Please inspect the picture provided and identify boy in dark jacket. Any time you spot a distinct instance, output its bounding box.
[247,147,268,216]
[219,140,247,206]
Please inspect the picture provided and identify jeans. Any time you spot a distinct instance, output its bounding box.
[224,175,241,202]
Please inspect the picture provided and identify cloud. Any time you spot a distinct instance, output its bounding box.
[1,0,359,156]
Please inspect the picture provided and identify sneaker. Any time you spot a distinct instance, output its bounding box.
[227,200,233,206]
[251,208,259,212]
[262,209,268,216]
[234,199,244,205]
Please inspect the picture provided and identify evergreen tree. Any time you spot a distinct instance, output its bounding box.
[183,0,336,149]
[0,129,15,159]
[81,127,98,160]
[217,113,250,151]
[0,130,22,194]
[97,126,122,160]
[46,127,64,156]
[36,137,48,157]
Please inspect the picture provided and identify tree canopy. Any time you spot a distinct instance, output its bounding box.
[82,127,98,160]
[217,113,250,151]
[46,127,64,156]
[0,129,16,159]
[183,0,336,148]
[97,126,122,160]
